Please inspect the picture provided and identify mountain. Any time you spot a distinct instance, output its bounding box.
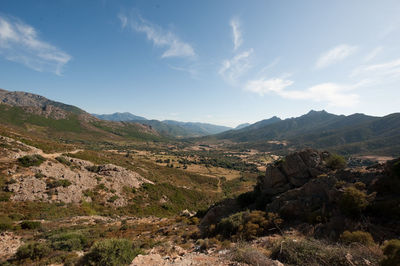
[234,123,250,130]
[0,89,161,149]
[130,120,231,138]
[210,110,400,156]
[162,120,231,136]
[93,112,147,121]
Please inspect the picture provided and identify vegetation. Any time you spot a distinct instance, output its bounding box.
[339,186,371,217]
[381,239,400,266]
[20,220,41,230]
[325,153,347,169]
[212,211,282,240]
[82,238,141,266]
[339,230,375,246]
[17,154,45,167]
[16,242,52,260]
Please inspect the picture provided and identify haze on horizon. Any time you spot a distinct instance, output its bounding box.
[0,0,399,127]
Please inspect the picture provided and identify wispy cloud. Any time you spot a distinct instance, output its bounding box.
[351,58,400,82]
[363,46,383,62]
[315,44,358,69]
[245,77,362,107]
[230,18,242,51]
[167,64,199,79]
[219,49,253,84]
[118,13,195,59]
[0,15,71,75]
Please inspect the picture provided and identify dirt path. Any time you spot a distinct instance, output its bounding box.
[36,149,83,160]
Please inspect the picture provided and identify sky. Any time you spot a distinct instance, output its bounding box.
[1,0,400,127]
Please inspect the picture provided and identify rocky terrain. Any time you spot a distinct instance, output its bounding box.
[1,135,152,207]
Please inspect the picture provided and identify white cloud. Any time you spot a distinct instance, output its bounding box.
[351,58,400,81]
[118,13,195,59]
[0,15,71,75]
[363,46,383,62]
[219,49,253,84]
[230,18,242,51]
[245,77,361,107]
[315,44,358,69]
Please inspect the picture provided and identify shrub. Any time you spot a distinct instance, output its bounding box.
[86,165,101,173]
[55,156,71,166]
[16,242,52,260]
[50,232,88,251]
[108,195,119,203]
[325,154,347,170]
[232,245,274,266]
[47,179,72,188]
[20,220,41,230]
[18,154,45,167]
[215,211,282,240]
[82,238,139,266]
[339,186,370,217]
[381,239,400,266]
[340,230,375,246]
[0,216,13,232]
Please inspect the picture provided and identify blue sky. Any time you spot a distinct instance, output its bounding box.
[1,0,400,127]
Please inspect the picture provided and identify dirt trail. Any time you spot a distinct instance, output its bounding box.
[36,149,83,160]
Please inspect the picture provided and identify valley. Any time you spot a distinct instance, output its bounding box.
[0,89,399,265]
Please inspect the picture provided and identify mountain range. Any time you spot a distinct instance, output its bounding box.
[209,110,400,156]
[1,88,399,156]
[92,112,232,137]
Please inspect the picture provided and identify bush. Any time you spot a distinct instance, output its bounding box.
[0,216,13,231]
[50,232,88,251]
[325,154,347,170]
[20,220,41,230]
[340,230,375,246]
[16,242,52,260]
[271,237,382,265]
[18,154,45,167]
[381,239,400,266]
[82,238,140,266]
[55,156,71,166]
[47,179,72,188]
[86,165,101,173]
[232,245,274,266]
[214,211,282,240]
[339,186,370,217]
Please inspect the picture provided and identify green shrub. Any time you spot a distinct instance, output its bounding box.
[86,165,101,173]
[325,154,347,170]
[50,232,88,251]
[55,156,71,166]
[340,230,375,246]
[0,216,13,231]
[20,220,41,230]
[0,191,11,202]
[18,154,45,167]
[339,186,370,217]
[214,211,282,240]
[82,238,140,266]
[16,242,52,260]
[108,195,119,203]
[47,179,72,188]
[381,239,400,266]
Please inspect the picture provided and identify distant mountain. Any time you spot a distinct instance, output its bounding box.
[235,123,250,130]
[163,120,231,136]
[93,112,147,121]
[210,110,400,156]
[92,113,230,137]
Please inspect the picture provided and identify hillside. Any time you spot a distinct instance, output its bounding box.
[209,110,400,156]
[0,89,162,150]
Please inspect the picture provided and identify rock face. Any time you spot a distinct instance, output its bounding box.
[202,149,399,240]
[257,149,329,196]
